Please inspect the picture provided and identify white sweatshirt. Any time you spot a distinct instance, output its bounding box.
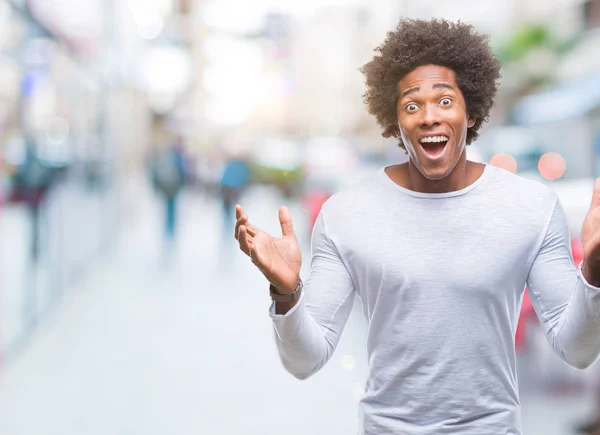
[270,164,600,434]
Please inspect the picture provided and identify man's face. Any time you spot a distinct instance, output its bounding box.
[396,65,475,180]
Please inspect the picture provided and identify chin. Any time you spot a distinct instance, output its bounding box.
[422,170,452,181]
[416,162,453,181]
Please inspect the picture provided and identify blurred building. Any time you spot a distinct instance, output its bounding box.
[493,0,600,179]
[174,0,600,165]
[0,0,196,359]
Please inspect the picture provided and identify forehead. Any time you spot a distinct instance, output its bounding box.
[398,65,458,94]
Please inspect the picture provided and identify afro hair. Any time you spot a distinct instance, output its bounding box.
[360,18,501,150]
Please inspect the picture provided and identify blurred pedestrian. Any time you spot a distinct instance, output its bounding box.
[151,136,187,244]
[233,19,600,435]
[12,138,54,262]
[219,156,250,233]
[575,370,600,434]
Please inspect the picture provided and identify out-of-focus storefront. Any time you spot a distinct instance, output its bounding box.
[0,0,153,360]
[510,71,600,179]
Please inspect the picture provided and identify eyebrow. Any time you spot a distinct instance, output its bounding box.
[399,83,455,100]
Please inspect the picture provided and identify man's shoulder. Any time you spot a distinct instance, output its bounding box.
[486,165,558,202]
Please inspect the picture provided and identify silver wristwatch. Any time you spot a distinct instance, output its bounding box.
[270,279,303,302]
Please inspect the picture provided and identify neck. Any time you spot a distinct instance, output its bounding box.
[407,153,473,193]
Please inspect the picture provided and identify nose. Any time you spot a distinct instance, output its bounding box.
[420,104,442,128]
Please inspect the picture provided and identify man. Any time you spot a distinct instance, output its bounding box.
[234,19,600,434]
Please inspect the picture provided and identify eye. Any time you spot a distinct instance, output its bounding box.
[440,97,452,106]
[406,103,419,113]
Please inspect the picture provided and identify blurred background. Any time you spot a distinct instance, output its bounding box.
[0,0,599,434]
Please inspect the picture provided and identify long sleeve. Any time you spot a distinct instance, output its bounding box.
[527,198,600,370]
[269,212,356,380]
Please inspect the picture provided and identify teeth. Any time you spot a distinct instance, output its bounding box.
[419,136,448,144]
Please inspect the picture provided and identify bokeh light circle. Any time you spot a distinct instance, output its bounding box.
[341,355,356,371]
[538,152,566,181]
[489,153,517,174]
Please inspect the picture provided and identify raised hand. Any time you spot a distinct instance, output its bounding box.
[235,204,302,293]
[581,179,600,286]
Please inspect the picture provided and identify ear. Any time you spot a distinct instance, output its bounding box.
[467,116,476,128]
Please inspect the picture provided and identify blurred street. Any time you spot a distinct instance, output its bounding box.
[0,178,595,435]
[0,179,371,435]
[2,0,600,432]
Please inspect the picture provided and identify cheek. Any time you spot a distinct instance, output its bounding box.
[399,128,419,159]
[450,115,469,140]
[399,128,417,152]
[398,121,413,143]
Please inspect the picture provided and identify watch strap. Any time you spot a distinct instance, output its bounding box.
[270,279,303,302]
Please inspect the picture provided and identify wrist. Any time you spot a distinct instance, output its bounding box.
[269,283,293,295]
[270,277,301,295]
[270,279,303,302]
[582,261,600,287]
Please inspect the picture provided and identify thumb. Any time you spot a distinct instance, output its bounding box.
[591,178,600,210]
[279,206,296,239]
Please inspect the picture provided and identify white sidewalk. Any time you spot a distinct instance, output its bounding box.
[0,185,369,435]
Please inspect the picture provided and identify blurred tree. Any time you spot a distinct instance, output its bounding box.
[493,22,583,121]
[497,24,551,63]
[496,23,581,66]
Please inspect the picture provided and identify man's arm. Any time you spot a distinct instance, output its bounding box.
[269,212,356,380]
[527,199,600,370]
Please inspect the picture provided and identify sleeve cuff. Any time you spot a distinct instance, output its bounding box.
[268,290,306,319]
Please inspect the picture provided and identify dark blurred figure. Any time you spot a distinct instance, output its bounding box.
[11,138,54,262]
[151,137,187,244]
[575,386,600,434]
[576,410,600,434]
[83,157,107,192]
[219,156,250,233]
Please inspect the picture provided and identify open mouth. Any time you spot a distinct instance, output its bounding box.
[419,135,449,159]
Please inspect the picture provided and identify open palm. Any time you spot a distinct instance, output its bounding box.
[235,205,302,293]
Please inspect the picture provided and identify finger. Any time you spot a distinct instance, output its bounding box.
[279,206,296,240]
[591,179,600,210]
[235,204,244,220]
[236,217,258,240]
[248,241,266,271]
[248,242,257,265]
[246,222,259,238]
[238,225,253,256]
[235,215,249,240]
